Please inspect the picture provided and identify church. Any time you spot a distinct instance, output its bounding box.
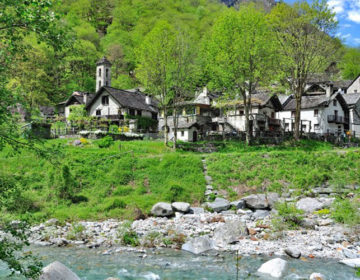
[58,57,158,124]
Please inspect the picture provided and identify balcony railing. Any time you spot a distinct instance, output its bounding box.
[268,118,282,126]
[95,114,123,120]
[327,115,348,124]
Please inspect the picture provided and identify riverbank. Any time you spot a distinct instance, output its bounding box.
[29,209,360,261]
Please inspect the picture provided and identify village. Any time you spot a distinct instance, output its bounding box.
[25,57,360,144]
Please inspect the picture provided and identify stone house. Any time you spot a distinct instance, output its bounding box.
[347,74,360,94]
[343,93,360,137]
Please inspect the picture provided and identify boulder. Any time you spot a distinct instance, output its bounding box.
[230,199,246,209]
[284,247,301,259]
[243,194,268,209]
[339,258,360,268]
[171,202,190,213]
[342,248,360,259]
[181,236,215,254]
[206,197,230,212]
[267,193,280,209]
[189,207,205,214]
[257,258,288,278]
[309,273,326,280]
[151,202,174,217]
[213,220,248,246]
[300,218,318,229]
[296,198,324,213]
[45,218,59,226]
[40,261,80,280]
[252,210,270,220]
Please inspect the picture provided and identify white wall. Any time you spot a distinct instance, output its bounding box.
[348,76,360,93]
[176,127,198,142]
[89,92,120,116]
[277,100,345,134]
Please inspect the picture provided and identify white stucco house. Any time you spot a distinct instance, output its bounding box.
[343,93,360,137]
[277,92,348,135]
[347,74,360,94]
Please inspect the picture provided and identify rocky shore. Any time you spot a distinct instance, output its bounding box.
[29,196,360,262]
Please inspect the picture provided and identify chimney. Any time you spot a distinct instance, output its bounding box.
[145,94,151,105]
[326,84,333,98]
[83,92,88,104]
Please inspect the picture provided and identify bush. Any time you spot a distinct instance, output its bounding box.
[105,199,127,211]
[57,165,76,200]
[166,184,185,202]
[275,202,304,228]
[79,138,89,145]
[109,125,119,134]
[331,199,360,225]
[117,221,139,246]
[96,135,114,148]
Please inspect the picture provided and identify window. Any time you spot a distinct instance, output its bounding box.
[181,131,184,137]
[271,112,275,118]
[333,100,337,106]
[96,109,101,116]
[314,124,319,130]
[101,96,109,105]
[137,110,141,116]
[152,113,157,120]
[98,68,101,77]
[291,111,295,118]
[106,68,109,78]
[302,124,306,131]
[285,123,289,131]
[98,81,101,89]
[105,81,108,86]
[314,109,319,117]
[239,110,244,116]
[129,109,135,116]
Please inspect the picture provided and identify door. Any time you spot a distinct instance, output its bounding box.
[192,130,197,142]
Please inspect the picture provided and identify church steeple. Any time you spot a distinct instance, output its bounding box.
[96,56,112,92]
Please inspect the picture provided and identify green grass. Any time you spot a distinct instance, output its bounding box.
[1,139,360,223]
[0,139,205,222]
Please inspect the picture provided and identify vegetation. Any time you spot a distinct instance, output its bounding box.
[331,198,360,226]
[0,140,205,222]
[275,202,304,228]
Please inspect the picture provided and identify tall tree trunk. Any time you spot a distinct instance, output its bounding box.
[294,87,302,141]
[173,107,178,150]
[243,92,251,145]
[164,107,168,146]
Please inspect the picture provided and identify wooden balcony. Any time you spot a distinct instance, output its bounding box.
[268,118,282,126]
[327,115,348,124]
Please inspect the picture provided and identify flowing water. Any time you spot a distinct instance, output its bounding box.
[0,246,358,279]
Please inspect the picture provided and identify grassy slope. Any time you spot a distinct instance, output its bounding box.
[1,139,359,223]
[0,140,205,222]
[206,140,360,200]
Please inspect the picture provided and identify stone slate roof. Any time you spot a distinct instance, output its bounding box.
[333,80,353,90]
[283,93,348,111]
[86,87,158,113]
[343,93,360,106]
[306,74,352,90]
[39,106,55,117]
[164,120,200,129]
[96,56,112,66]
[64,92,94,107]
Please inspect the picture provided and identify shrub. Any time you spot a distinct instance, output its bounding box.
[109,125,119,134]
[57,165,76,200]
[331,199,360,225]
[275,202,304,228]
[314,208,330,216]
[166,184,185,202]
[117,221,139,246]
[96,135,114,148]
[105,199,127,211]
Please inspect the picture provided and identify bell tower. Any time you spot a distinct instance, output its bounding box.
[96,56,112,92]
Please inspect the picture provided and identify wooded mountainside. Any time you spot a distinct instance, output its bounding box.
[6,0,360,109]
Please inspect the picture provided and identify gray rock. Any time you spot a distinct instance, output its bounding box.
[257,258,288,278]
[181,236,215,254]
[309,273,326,280]
[188,207,205,214]
[339,258,360,268]
[205,190,213,196]
[267,193,280,209]
[296,198,324,213]
[72,140,82,146]
[171,202,190,213]
[284,248,301,259]
[206,185,213,191]
[243,194,268,209]
[318,197,335,208]
[230,199,246,209]
[206,197,230,212]
[343,248,360,259]
[151,202,174,217]
[213,220,248,246]
[205,175,212,184]
[40,261,80,280]
[252,210,270,220]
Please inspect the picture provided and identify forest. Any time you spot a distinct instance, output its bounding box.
[6,0,360,113]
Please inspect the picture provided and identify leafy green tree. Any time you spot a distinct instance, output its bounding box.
[268,0,340,140]
[339,47,360,80]
[136,21,177,145]
[204,5,277,145]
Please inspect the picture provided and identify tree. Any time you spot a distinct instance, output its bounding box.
[268,0,340,140]
[0,0,65,277]
[136,21,176,145]
[339,47,360,80]
[204,5,277,145]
